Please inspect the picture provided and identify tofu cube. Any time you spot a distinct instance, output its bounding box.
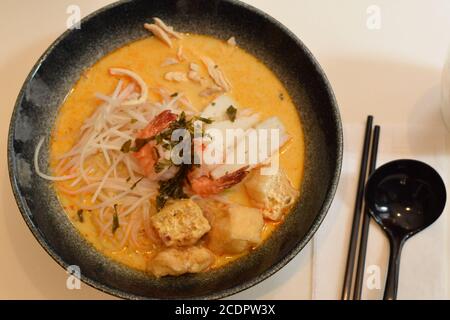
[149,246,215,277]
[228,206,264,244]
[207,205,264,255]
[244,168,299,221]
[151,199,211,247]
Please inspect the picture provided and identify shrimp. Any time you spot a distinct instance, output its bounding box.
[133,110,177,177]
[188,166,249,197]
[138,110,177,139]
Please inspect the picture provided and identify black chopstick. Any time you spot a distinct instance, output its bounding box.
[341,115,373,300]
[353,126,380,300]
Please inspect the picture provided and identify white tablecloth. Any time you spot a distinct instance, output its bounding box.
[313,123,449,299]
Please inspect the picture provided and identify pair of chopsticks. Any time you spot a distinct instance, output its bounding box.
[341,115,381,300]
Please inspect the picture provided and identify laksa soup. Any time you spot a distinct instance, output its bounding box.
[36,18,305,277]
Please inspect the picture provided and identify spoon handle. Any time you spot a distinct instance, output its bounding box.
[384,237,404,300]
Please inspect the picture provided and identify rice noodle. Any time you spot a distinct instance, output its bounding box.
[34,138,77,181]
[30,71,173,253]
[91,153,125,202]
[120,195,152,218]
[109,68,148,106]
[36,61,261,254]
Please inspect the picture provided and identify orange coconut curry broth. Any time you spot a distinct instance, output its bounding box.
[48,21,304,276]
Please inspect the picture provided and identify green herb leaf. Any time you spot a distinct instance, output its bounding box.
[154,159,172,173]
[156,165,189,211]
[120,140,132,153]
[112,205,120,234]
[179,111,186,123]
[130,118,138,124]
[77,209,84,223]
[156,195,167,212]
[153,146,160,159]
[226,105,237,122]
[195,116,213,124]
[154,134,163,144]
[162,142,171,150]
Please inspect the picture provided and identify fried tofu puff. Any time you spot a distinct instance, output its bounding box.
[151,199,211,247]
[244,168,299,221]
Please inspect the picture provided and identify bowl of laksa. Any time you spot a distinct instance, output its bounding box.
[8,0,342,299]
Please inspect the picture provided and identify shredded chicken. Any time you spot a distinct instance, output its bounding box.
[201,57,231,92]
[190,63,200,72]
[161,57,179,67]
[179,96,197,111]
[164,71,188,82]
[186,63,204,83]
[144,23,173,47]
[177,45,186,61]
[144,17,182,48]
[153,17,182,39]
[188,71,202,83]
[199,85,223,97]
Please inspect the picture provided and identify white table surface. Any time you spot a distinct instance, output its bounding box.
[1,0,449,300]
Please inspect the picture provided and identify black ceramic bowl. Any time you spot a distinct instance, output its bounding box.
[8,0,342,299]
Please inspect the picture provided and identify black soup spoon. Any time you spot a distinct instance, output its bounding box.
[365,159,446,300]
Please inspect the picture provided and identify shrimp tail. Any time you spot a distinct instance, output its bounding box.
[215,166,249,190]
[190,166,250,197]
[139,110,177,139]
[134,110,178,177]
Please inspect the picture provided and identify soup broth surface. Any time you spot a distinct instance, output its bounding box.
[51,34,305,271]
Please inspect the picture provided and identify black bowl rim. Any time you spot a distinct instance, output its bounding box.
[7,0,343,300]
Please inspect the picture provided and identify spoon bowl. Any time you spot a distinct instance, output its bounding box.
[365,159,446,300]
